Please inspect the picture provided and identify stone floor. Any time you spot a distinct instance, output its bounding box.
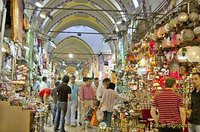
[44,126,97,132]
[44,122,98,132]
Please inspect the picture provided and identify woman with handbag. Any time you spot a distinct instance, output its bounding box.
[98,83,126,132]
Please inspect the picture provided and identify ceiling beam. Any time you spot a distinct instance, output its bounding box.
[25,7,125,13]
[50,52,111,55]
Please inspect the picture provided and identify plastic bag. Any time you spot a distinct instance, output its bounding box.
[90,108,99,126]
[96,109,104,121]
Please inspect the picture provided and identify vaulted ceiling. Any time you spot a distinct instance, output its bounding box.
[25,0,141,69]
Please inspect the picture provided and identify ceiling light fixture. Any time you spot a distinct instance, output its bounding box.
[69,54,73,58]
[40,12,46,19]
[35,1,43,8]
[132,0,139,8]
[49,39,56,48]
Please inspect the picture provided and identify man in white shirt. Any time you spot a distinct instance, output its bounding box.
[92,77,99,99]
[39,76,48,91]
[96,78,111,102]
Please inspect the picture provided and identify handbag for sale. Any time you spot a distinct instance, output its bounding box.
[96,109,104,121]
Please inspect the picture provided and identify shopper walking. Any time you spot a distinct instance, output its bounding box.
[54,75,71,132]
[96,78,111,105]
[188,73,200,132]
[39,76,48,91]
[51,81,60,124]
[98,83,126,132]
[79,77,95,130]
[151,77,186,132]
[66,75,79,127]
[77,77,87,126]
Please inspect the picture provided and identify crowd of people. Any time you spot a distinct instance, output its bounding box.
[34,75,124,132]
[33,72,200,132]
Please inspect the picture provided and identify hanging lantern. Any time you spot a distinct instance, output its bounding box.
[166,37,171,47]
[162,25,167,33]
[169,19,175,28]
[119,20,128,32]
[169,53,179,73]
[165,23,172,32]
[176,34,182,43]
[173,17,179,27]
[158,27,164,38]
[112,30,118,40]
[185,46,200,62]
[152,30,158,41]
[181,29,195,41]
[178,12,189,22]
[193,26,200,35]
[162,38,167,48]
[189,12,198,22]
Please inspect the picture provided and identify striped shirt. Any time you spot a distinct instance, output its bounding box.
[152,89,184,124]
[100,89,124,112]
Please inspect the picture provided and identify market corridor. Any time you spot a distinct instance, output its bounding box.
[1,0,200,132]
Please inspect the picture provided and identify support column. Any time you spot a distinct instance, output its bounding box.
[0,7,7,71]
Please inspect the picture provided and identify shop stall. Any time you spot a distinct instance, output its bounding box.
[112,1,200,132]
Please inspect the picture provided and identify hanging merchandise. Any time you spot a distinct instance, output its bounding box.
[2,53,11,71]
[11,0,24,43]
[185,46,200,62]
[181,29,195,42]
[169,53,179,73]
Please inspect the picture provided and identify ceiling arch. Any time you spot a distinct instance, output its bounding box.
[30,0,131,38]
[52,36,93,53]
[26,0,139,65]
[51,36,94,63]
[52,26,111,54]
[46,12,111,39]
[32,0,128,27]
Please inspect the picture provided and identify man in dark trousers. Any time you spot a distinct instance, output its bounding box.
[151,76,186,132]
[189,73,200,132]
[54,75,71,132]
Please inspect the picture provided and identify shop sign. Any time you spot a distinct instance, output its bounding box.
[99,54,104,72]
[99,122,107,130]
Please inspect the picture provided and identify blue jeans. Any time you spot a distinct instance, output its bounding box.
[52,103,57,124]
[189,124,200,132]
[103,111,113,127]
[54,101,67,132]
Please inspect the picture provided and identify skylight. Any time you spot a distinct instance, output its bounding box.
[132,0,139,8]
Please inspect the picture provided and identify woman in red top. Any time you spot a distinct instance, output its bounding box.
[39,88,52,104]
